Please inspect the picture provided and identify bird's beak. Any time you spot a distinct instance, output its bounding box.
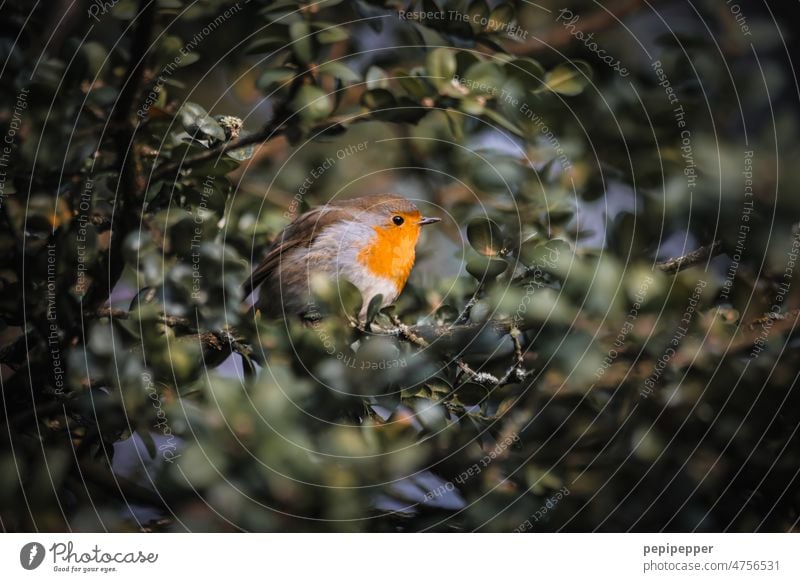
[418,216,441,226]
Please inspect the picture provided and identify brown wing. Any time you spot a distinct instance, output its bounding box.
[242,205,342,298]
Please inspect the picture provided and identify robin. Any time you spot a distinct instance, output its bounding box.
[243,194,441,321]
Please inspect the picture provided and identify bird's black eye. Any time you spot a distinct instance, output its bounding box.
[392,215,404,226]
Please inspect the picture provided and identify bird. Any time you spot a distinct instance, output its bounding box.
[243,194,441,321]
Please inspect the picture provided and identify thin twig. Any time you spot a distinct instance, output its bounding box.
[508,327,529,381]
[95,307,191,328]
[724,308,800,354]
[389,314,430,347]
[656,240,722,274]
[454,279,487,325]
[747,308,800,331]
[152,67,312,181]
[94,307,254,363]
[390,315,502,386]
[152,127,279,181]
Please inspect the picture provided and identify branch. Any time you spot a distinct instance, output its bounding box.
[113,0,157,135]
[656,240,722,274]
[94,305,528,383]
[94,307,254,365]
[713,308,800,355]
[82,0,156,311]
[96,307,190,328]
[498,327,529,384]
[747,308,800,331]
[454,278,488,325]
[388,315,523,387]
[151,67,313,181]
[151,127,279,181]
[113,0,157,203]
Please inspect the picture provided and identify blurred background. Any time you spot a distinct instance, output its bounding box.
[1,0,799,532]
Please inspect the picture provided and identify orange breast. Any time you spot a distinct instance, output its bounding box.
[357,221,420,293]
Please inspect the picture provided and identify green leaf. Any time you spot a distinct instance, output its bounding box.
[155,34,183,64]
[178,103,226,143]
[245,36,288,55]
[261,0,301,11]
[515,286,575,326]
[316,25,349,44]
[260,2,303,23]
[459,98,485,115]
[426,47,457,86]
[361,88,396,111]
[506,58,546,92]
[479,37,510,56]
[520,239,571,271]
[255,67,296,91]
[178,102,208,130]
[462,61,505,95]
[467,217,505,256]
[195,116,225,142]
[541,61,593,96]
[483,108,524,137]
[176,52,200,67]
[366,294,384,325]
[444,109,464,140]
[338,279,363,320]
[396,70,431,99]
[87,86,119,107]
[290,21,313,63]
[365,65,389,89]
[608,211,648,258]
[317,61,361,83]
[466,255,508,280]
[380,96,428,123]
[467,0,490,34]
[79,41,108,77]
[487,4,515,33]
[291,85,334,123]
[226,141,255,162]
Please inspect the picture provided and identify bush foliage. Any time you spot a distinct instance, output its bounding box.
[1,0,798,532]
